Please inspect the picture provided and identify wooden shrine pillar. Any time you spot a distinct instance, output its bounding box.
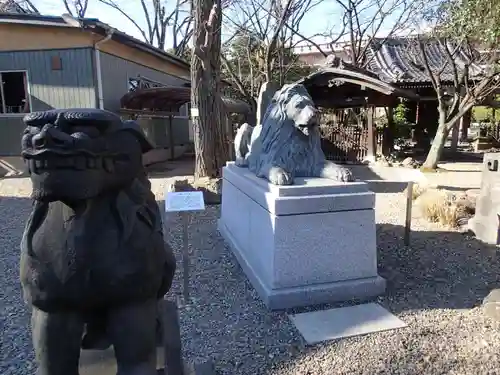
[412,101,420,142]
[366,105,376,162]
[450,117,460,152]
[382,106,395,156]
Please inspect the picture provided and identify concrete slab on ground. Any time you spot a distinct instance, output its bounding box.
[79,347,164,375]
[289,303,407,345]
[350,165,425,194]
[0,157,27,177]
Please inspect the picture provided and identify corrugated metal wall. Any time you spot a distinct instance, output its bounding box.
[0,48,96,155]
[0,117,29,156]
[99,51,191,146]
[0,48,191,156]
[0,48,96,110]
[99,52,188,112]
[137,116,190,147]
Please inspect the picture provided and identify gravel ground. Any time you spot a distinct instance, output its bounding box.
[2,166,500,375]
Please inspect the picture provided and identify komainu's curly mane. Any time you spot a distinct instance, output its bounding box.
[234,83,354,185]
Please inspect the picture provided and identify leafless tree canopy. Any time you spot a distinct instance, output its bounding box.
[97,0,193,57]
[326,0,422,67]
[221,0,320,106]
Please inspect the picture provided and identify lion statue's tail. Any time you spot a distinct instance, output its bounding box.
[234,122,254,167]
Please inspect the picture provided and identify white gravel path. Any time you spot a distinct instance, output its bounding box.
[2,166,500,375]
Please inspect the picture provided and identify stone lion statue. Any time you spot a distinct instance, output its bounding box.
[234,83,354,185]
[20,108,176,375]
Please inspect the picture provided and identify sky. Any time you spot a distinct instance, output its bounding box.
[33,0,420,49]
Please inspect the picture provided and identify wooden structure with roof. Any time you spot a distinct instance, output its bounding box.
[364,37,485,146]
[120,85,251,116]
[120,80,251,161]
[297,56,419,162]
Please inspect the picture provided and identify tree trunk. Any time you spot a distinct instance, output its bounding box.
[450,120,460,152]
[422,109,448,170]
[191,0,228,179]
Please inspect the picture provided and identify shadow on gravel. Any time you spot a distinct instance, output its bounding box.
[5,197,500,375]
[262,223,500,375]
[433,185,472,192]
[0,196,36,375]
[351,166,409,194]
[377,223,500,312]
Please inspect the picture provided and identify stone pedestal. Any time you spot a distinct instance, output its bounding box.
[218,163,385,310]
[469,153,500,245]
[484,289,500,321]
[79,299,215,375]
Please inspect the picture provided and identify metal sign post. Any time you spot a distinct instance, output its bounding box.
[165,190,205,304]
[404,181,414,246]
[181,211,190,302]
[163,190,214,375]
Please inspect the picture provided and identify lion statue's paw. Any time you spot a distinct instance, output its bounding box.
[336,167,355,182]
[337,167,355,182]
[268,166,293,185]
[321,163,355,182]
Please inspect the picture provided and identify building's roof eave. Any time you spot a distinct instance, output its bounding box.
[0,13,190,71]
[0,15,80,27]
[80,20,189,70]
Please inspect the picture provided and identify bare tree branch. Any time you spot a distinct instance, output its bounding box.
[222,0,322,99]
[61,0,90,17]
[97,0,193,55]
[194,3,218,66]
[98,0,150,42]
[221,53,254,104]
[324,0,419,67]
[24,0,39,13]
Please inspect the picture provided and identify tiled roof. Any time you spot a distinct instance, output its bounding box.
[366,37,486,84]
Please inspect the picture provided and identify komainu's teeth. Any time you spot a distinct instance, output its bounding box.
[35,160,43,168]
[75,156,86,170]
[103,158,115,173]
[87,158,96,169]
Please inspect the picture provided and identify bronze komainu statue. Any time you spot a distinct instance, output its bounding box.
[20,108,176,375]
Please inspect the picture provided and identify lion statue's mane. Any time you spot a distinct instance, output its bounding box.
[234,83,354,185]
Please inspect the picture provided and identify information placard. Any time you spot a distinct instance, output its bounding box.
[165,191,205,212]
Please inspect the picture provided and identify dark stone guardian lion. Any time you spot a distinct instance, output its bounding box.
[234,83,354,185]
[20,108,176,375]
